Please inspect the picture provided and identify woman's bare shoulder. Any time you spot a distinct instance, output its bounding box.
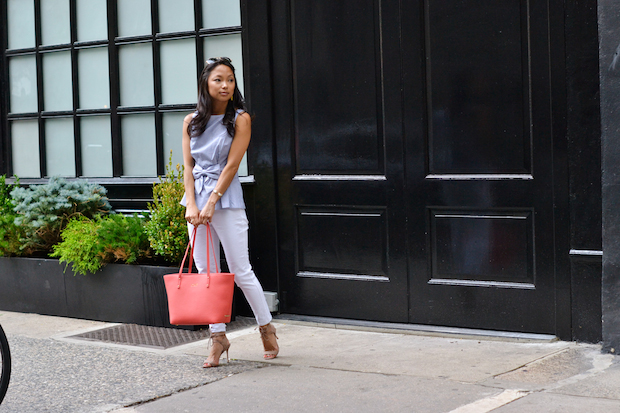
[235,111,251,126]
[183,113,194,124]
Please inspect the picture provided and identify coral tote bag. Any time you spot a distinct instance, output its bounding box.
[164,225,234,325]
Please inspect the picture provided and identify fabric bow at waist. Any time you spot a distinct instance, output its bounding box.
[193,164,221,194]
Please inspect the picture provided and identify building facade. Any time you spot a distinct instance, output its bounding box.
[1,0,610,345]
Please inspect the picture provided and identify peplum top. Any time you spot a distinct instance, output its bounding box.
[180,110,246,210]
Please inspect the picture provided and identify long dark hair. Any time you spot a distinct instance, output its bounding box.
[187,57,248,138]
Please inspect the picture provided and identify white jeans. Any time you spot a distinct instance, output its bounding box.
[187,208,272,333]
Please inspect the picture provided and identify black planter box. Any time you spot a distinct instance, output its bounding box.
[0,258,68,317]
[0,257,178,327]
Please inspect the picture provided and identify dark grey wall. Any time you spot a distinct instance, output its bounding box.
[567,0,602,343]
[599,0,620,352]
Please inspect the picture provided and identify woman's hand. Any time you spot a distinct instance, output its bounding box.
[185,204,201,226]
[199,198,217,223]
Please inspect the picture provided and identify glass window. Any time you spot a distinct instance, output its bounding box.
[81,116,112,177]
[121,114,157,176]
[7,0,35,50]
[202,0,240,29]
[162,112,187,170]
[11,120,41,178]
[3,0,246,181]
[238,152,248,176]
[158,0,194,33]
[78,47,110,110]
[119,43,154,107]
[160,38,197,105]
[117,0,152,38]
[9,55,38,114]
[76,0,108,42]
[43,51,73,112]
[203,34,244,94]
[45,118,75,176]
[41,0,71,46]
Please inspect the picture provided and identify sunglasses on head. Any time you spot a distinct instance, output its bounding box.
[206,57,232,65]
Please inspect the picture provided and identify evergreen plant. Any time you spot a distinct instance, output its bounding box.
[11,176,112,254]
[52,214,151,275]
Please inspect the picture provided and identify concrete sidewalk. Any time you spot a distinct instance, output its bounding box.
[0,310,618,413]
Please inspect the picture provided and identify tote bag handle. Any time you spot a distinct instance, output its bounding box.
[176,224,219,288]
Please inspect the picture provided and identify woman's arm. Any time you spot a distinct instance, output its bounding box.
[182,114,200,225]
[199,112,251,223]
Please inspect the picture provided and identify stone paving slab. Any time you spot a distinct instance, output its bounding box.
[551,355,620,400]
[493,347,592,385]
[128,365,499,413]
[491,392,620,412]
[0,311,107,339]
[183,322,574,382]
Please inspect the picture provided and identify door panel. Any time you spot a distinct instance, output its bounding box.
[427,0,531,173]
[291,1,383,174]
[272,0,408,322]
[430,209,534,286]
[297,207,388,281]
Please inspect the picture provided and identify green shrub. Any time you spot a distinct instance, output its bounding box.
[11,176,112,254]
[96,213,151,265]
[50,217,100,274]
[0,175,25,256]
[52,214,151,275]
[0,175,17,213]
[145,153,187,263]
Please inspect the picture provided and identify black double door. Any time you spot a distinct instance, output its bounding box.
[270,0,564,335]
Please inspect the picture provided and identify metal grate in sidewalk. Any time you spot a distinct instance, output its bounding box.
[70,317,256,350]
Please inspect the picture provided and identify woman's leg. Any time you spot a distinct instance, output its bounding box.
[187,222,226,333]
[209,209,273,327]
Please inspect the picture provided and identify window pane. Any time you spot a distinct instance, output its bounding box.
[7,0,35,49]
[202,0,240,29]
[43,51,73,111]
[117,0,151,37]
[45,118,75,176]
[160,38,197,105]
[238,152,248,176]
[121,114,157,176]
[78,47,110,109]
[76,0,108,42]
[11,120,41,178]
[81,116,112,177]
[119,43,154,107]
[203,34,244,95]
[158,0,194,33]
[41,0,70,46]
[162,112,187,171]
[9,55,38,114]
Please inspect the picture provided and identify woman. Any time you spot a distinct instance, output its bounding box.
[181,57,278,368]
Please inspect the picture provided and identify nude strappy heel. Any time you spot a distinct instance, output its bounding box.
[259,323,279,359]
[203,332,230,368]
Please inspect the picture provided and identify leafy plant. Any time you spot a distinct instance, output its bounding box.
[11,176,112,254]
[96,213,151,265]
[145,152,188,263]
[0,175,17,213]
[50,217,100,274]
[52,214,152,275]
[0,175,25,256]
